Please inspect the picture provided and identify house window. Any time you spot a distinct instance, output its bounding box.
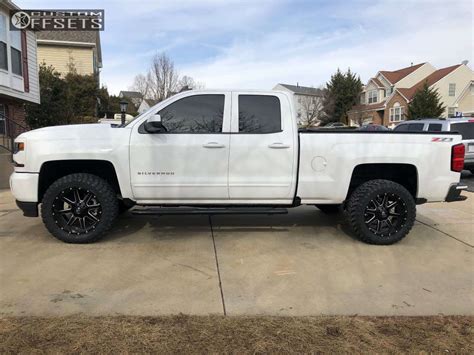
[389,102,403,122]
[10,30,22,76]
[448,107,455,117]
[0,14,7,71]
[448,83,456,96]
[368,90,378,104]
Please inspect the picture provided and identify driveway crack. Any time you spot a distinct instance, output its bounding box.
[209,215,227,315]
[416,219,473,248]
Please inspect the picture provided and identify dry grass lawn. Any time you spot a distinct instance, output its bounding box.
[1,315,473,353]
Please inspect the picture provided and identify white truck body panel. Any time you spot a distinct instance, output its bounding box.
[10,90,463,206]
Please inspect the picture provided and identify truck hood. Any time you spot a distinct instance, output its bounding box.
[18,123,126,141]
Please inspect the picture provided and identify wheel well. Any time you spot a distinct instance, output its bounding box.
[38,160,121,201]
[347,164,418,199]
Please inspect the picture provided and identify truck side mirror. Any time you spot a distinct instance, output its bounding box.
[144,114,165,133]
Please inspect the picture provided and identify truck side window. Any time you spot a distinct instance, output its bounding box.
[428,123,442,132]
[238,95,281,133]
[158,95,224,133]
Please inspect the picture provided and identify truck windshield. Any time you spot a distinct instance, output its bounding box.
[451,122,474,139]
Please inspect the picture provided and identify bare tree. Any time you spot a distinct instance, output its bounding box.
[179,75,205,91]
[130,74,150,99]
[148,52,179,102]
[130,52,203,102]
[298,95,324,128]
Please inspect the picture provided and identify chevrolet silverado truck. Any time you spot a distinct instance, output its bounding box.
[9,90,467,245]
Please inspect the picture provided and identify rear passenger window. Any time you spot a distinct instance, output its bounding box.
[238,95,281,133]
[428,123,442,132]
[394,124,409,131]
[407,123,425,132]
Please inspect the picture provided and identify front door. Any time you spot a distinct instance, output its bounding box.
[228,92,296,202]
[130,93,231,202]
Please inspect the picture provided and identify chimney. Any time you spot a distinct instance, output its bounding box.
[297,82,299,87]
[410,62,413,66]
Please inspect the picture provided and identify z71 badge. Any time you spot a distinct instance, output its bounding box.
[431,137,453,142]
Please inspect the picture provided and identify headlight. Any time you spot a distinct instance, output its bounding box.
[13,142,25,154]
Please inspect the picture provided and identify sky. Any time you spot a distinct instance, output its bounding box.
[17,0,474,95]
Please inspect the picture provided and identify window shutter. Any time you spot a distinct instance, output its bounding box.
[21,30,29,92]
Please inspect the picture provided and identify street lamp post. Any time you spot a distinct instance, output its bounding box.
[119,100,128,125]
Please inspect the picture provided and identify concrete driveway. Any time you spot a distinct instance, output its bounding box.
[0,189,472,317]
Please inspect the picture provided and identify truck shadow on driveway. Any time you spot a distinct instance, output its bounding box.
[103,206,357,243]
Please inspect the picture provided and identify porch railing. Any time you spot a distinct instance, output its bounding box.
[0,112,29,153]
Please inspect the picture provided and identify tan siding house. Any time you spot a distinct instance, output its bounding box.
[36,31,102,80]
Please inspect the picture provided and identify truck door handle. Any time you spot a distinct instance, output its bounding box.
[203,142,225,148]
[268,143,290,149]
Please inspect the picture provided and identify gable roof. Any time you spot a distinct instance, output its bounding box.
[379,62,425,85]
[369,77,384,88]
[277,83,323,96]
[37,31,102,65]
[120,91,143,99]
[397,64,462,101]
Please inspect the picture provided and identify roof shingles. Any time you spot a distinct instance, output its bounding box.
[397,64,462,101]
[379,62,425,84]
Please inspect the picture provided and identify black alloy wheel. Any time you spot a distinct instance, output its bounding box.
[41,173,119,243]
[364,192,407,238]
[52,187,102,235]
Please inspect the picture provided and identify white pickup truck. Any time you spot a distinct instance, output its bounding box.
[10,90,467,245]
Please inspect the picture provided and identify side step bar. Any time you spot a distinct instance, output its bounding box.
[131,206,288,216]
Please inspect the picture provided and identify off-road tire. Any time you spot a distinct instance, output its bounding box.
[346,179,416,245]
[315,204,341,214]
[41,173,119,243]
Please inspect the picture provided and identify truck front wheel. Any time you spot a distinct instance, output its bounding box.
[41,173,119,243]
[345,179,416,245]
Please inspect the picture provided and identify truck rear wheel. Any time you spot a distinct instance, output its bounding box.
[346,179,416,245]
[41,173,119,243]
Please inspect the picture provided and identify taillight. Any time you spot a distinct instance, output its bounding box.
[451,143,465,172]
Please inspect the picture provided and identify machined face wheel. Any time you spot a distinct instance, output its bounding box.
[51,187,102,235]
[364,192,407,238]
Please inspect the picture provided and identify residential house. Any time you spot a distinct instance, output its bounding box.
[119,90,143,109]
[138,98,159,114]
[0,0,40,136]
[348,62,435,127]
[454,80,474,116]
[387,64,473,122]
[348,62,474,127]
[0,0,40,188]
[273,83,323,126]
[36,31,102,80]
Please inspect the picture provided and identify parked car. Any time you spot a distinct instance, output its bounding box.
[98,114,135,125]
[394,118,474,173]
[324,122,347,128]
[10,90,467,245]
[356,124,390,131]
